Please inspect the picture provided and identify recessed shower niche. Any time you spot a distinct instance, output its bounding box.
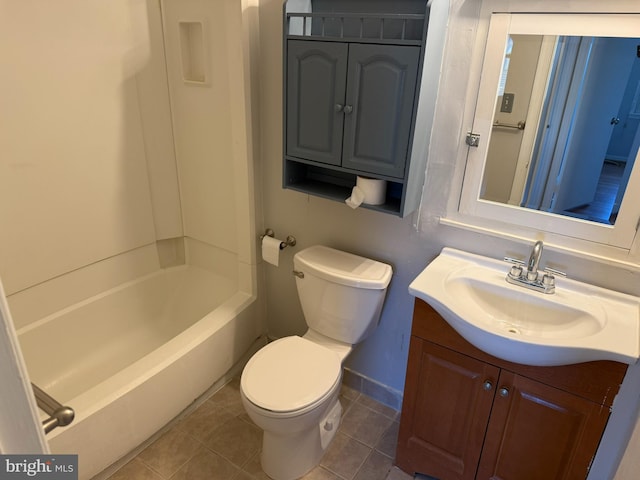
[179,20,209,85]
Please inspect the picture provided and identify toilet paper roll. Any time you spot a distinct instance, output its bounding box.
[345,185,365,209]
[356,176,387,205]
[262,235,282,266]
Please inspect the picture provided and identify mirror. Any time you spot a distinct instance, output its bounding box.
[459,13,640,249]
[481,34,640,226]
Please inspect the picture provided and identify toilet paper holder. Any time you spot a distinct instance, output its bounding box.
[260,229,297,250]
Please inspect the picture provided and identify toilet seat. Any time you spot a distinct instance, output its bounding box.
[241,336,342,415]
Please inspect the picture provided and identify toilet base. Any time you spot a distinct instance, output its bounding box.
[261,399,342,480]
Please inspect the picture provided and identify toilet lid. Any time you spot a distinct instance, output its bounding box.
[241,336,342,413]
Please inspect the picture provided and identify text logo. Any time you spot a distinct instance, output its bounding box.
[0,455,77,480]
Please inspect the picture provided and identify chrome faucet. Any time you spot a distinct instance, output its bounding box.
[526,240,544,281]
[504,240,565,294]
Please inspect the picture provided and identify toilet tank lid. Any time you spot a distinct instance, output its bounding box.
[294,246,392,289]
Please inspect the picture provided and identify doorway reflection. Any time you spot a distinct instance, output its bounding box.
[563,161,624,224]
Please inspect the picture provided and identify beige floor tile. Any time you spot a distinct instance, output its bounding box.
[353,450,394,480]
[208,378,246,416]
[176,401,235,442]
[108,458,164,480]
[338,384,360,418]
[385,466,414,480]
[338,395,354,417]
[340,384,361,402]
[241,452,271,480]
[239,411,257,427]
[108,378,404,480]
[169,448,240,480]
[376,421,400,458]
[320,432,371,479]
[357,394,399,420]
[137,427,201,478]
[235,471,257,480]
[340,402,394,447]
[301,466,344,480]
[204,417,262,467]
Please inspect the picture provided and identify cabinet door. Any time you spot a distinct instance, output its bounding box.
[342,44,420,178]
[286,40,347,165]
[477,371,611,480]
[396,338,499,480]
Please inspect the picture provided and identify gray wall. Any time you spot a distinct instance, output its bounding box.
[258,0,441,397]
[257,1,640,477]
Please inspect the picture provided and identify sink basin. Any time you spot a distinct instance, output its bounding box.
[409,248,640,366]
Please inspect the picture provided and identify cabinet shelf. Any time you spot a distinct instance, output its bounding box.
[285,158,403,215]
[285,12,425,44]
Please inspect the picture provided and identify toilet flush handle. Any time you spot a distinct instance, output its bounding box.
[293,270,304,279]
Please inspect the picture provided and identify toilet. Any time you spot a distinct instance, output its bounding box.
[240,245,393,480]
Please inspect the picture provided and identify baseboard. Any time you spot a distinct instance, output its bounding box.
[342,368,404,412]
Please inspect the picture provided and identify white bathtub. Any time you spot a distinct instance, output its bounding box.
[16,264,261,479]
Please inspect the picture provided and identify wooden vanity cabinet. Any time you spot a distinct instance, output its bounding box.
[396,299,628,480]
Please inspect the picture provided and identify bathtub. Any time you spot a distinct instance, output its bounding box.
[16,264,261,479]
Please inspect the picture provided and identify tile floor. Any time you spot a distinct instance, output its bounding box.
[106,378,414,480]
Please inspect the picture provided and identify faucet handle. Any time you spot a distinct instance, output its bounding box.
[504,257,526,278]
[541,267,566,289]
[543,266,566,278]
[504,256,526,266]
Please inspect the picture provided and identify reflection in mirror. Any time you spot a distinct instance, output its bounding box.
[481,34,640,226]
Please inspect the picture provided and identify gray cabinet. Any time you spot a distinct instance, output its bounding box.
[287,41,419,178]
[286,41,347,166]
[283,0,429,217]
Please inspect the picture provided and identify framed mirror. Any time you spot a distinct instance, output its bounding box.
[459,13,640,249]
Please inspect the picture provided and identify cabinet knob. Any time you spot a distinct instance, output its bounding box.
[499,387,510,397]
[482,380,493,391]
[343,105,353,114]
[334,104,344,112]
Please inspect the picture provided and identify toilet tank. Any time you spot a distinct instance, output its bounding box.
[293,246,393,344]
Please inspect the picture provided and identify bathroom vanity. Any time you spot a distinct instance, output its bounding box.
[396,298,628,480]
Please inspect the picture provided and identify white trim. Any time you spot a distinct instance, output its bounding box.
[457,12,640,250]
[0,277,48,454]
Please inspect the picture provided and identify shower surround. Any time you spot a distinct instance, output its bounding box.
[0,0,262,478]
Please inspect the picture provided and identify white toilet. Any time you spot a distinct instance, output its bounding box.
[240,245,393,480]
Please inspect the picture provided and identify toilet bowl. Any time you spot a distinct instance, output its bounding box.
[240,246,392,480]
[241,336,344,480]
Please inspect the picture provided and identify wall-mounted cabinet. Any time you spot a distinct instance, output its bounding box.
[396,299,629,480]
[283,0,429,216]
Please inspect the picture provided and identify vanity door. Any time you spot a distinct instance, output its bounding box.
[396,338,498,480]
[477,371,611,480]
